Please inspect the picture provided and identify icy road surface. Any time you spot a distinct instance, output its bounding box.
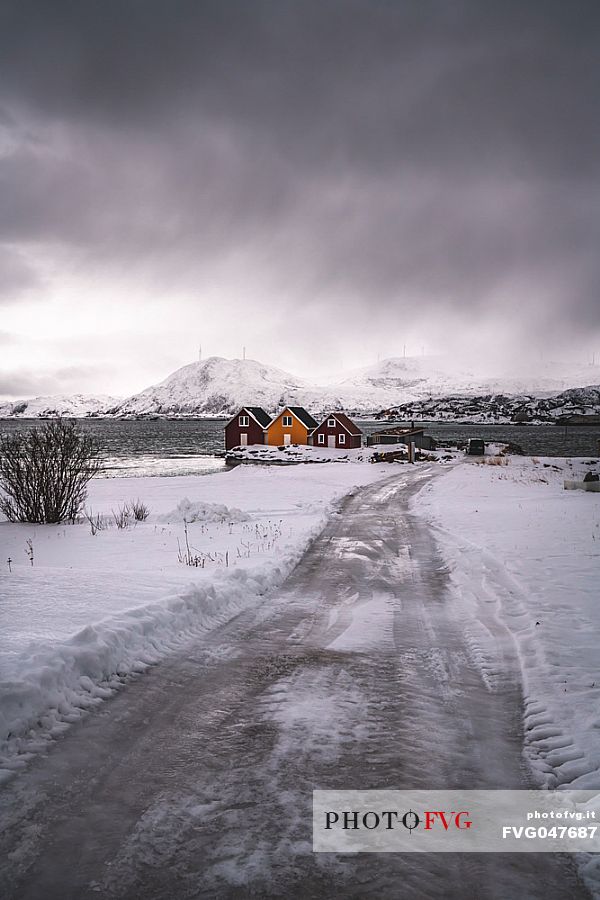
[0,470,589,899]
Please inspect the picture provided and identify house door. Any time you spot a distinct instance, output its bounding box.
[284,433,291,446]
[240,433,248,446]
[328,435,336,448]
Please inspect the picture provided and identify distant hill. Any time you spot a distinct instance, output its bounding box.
[328,357,600,407]
[0,394,120,418]
[377,385,600,424]
[2,356,600,419]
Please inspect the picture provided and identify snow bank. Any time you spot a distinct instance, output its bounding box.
[0,542,311,772]
[157,498,250,523]
[414,455,600,790]
[414,455,600,894]
[0,462,390,772]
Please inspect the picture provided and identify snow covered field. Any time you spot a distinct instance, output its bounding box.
[415,455,600,790]
[414,454,600,893]
[3,449,598,810]
[2,449,600,894]
[0,462,392,774]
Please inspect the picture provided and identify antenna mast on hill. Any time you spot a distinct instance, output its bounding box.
[403,344,406,358]
[243,346,246,360]
[199,344,202,362]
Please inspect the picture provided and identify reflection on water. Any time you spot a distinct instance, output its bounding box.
[0,416,598,477]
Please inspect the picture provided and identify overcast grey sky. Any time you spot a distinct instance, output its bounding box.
[0,0,599,398]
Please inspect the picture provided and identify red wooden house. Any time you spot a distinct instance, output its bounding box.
[311,413,362,449]
[225,406,271,451]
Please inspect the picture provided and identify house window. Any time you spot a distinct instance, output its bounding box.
[339,433,345,444]
[239,415,249,427]
[282,415,293,427]
[318,433,325,445]
[327,418,336,428]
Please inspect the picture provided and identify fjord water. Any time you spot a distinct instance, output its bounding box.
[0,418,598,477]
[422,421,600,457]
[0,418,228,478]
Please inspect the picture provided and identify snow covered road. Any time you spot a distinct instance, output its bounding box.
[0,469,590,899]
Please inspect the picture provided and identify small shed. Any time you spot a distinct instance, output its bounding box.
[367,426,436,450]
[466,438,485,456]
[265,406,318,446]
[311,413,363,449]
[225,406,272,451]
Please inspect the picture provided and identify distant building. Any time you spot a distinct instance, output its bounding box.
[225,406,272,451]
[367,426,436,451]
[265,406,318,446]
[311,413,363,449]
[466,438,485,456]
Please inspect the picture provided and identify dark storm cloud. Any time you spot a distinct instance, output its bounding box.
[0,0,599,345]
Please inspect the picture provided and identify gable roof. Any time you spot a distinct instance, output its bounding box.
[245,406,272,428]
[272,406,318,430]
[318,412,362,435]
[287,406,319,430]
[226,406,272,428]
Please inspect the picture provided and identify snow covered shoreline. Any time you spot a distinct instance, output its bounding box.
[224,442,430,465]
[0,462,393,774]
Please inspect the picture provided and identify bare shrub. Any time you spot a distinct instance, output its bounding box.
[112,504,132,529]
[130,499,150,521]
[25,538,34,566]
[176,521,229,568]
[0,421,101,523]
[83,507,110,535]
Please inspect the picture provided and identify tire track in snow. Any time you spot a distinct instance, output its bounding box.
[0,469,590,899]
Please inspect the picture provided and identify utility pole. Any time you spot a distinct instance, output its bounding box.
[199,344,202,362]
[403,344,406,358]
[243,346,246,360]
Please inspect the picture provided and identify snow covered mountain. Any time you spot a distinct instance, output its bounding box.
[0,394,120,418]
[322,357,482,410]
[2,356,600,419]
[327,357,600,407]
[113,356,600,417]
[115,357,322,417]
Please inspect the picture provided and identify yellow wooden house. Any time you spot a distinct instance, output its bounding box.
[265,406,318,446]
